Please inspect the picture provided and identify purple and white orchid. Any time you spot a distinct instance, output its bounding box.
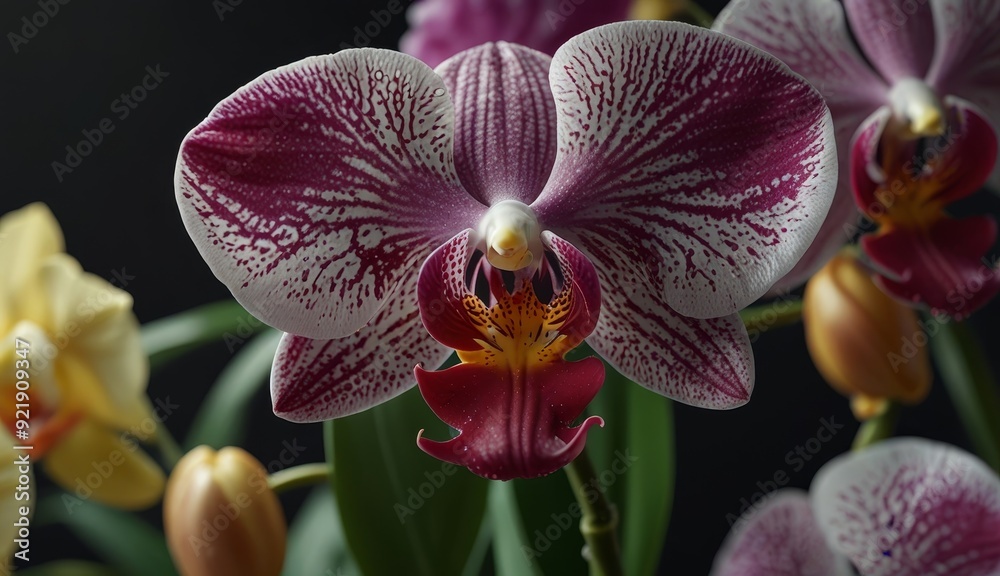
[400,0,632,67]
[175,21,836,479]
[712,438,1000,576]
[716,0,1000,308]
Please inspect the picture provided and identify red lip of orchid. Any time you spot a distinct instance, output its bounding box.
[175,22,836,479]
[414,230,604,480]
[852,99,1000,319]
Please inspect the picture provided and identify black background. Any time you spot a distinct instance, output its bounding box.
[2,0,996,574]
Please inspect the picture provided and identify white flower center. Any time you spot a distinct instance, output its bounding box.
[888,78,946,138]
[477,200,542,272]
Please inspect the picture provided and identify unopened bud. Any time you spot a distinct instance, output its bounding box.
[164,446,286,576]
[803,250,931,420]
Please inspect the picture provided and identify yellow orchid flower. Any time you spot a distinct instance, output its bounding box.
[0,203,164,510]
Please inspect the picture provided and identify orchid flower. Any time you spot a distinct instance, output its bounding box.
[712,438,1000,576]
[0,204,164,509]
[400,0,631,67]
[174,21,836,479]
[716,0,1000,316]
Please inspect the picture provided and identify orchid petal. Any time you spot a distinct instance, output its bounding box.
[271,270,450,422]
[400,0,631,68]
[711,490,849,576]
[44,417,166,510]
[812,438,1000,576]
[176,50,483,340]
[714,0,888,123]
[843,0,936,83]
[34,254,148,416]
[0,203,64,330]
[927,0,1000,192]
[927,0,1000,114]
[532,21,837,318]
[582,246,754,409]
[436,42,556,206]
[863,216,1000,320]
[416,359,604,480]
[715,0,888,290]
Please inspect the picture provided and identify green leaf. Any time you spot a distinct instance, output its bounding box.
[36,496,177,576]
[490,481,543,576]
[17,561,121,576]
[141,299,266,371]
[511,458,587,575]
[585,364,674,576]
[621,385,674,576]
[283,488,359,576]
[931,320,1000,472]
[331,387,489,576]
[184,329,282,449]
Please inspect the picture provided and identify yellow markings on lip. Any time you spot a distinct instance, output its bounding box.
[868,126,959,234]
[457,281,577,371]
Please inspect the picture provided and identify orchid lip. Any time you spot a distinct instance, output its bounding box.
[477,200,542,273]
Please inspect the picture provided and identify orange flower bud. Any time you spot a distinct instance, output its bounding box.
[164,446,286,576]
[803,250,931,420]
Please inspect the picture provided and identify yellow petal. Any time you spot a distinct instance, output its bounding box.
[0,427,32,568]
[0,203,65,331]
[42,418,165,510]
[36,254,148,412]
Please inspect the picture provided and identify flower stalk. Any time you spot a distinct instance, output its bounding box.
[268,463,332,495]
[930,320,1000,472]
[851,401,900,451]
[564,450,624,576]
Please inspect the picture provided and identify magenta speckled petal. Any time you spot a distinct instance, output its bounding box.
[436,42,556,206]
[400,0,631,68]
[270,268,450,422]
[843,0,936,82]
[711,490,849,576]
[715,0,888,290]
[533,22,837,319]
[579,239,754,409]
[175,50,483,340]
[812,438,1000,576]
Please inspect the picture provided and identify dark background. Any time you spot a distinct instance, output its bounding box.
[1,1,995,574]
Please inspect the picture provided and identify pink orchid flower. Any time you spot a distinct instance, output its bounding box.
[400,0,632,67]
[175,21,836,479]
[712,438,1000,576]
[716,0,1000,316]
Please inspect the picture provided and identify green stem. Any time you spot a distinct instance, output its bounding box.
[142,397,184,469]
[852,402,899,451]
[141,299,266,370]
[739,298,803,330]
[268,463,333,495]
[930,320,1000,472]
[564,450,624,576]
